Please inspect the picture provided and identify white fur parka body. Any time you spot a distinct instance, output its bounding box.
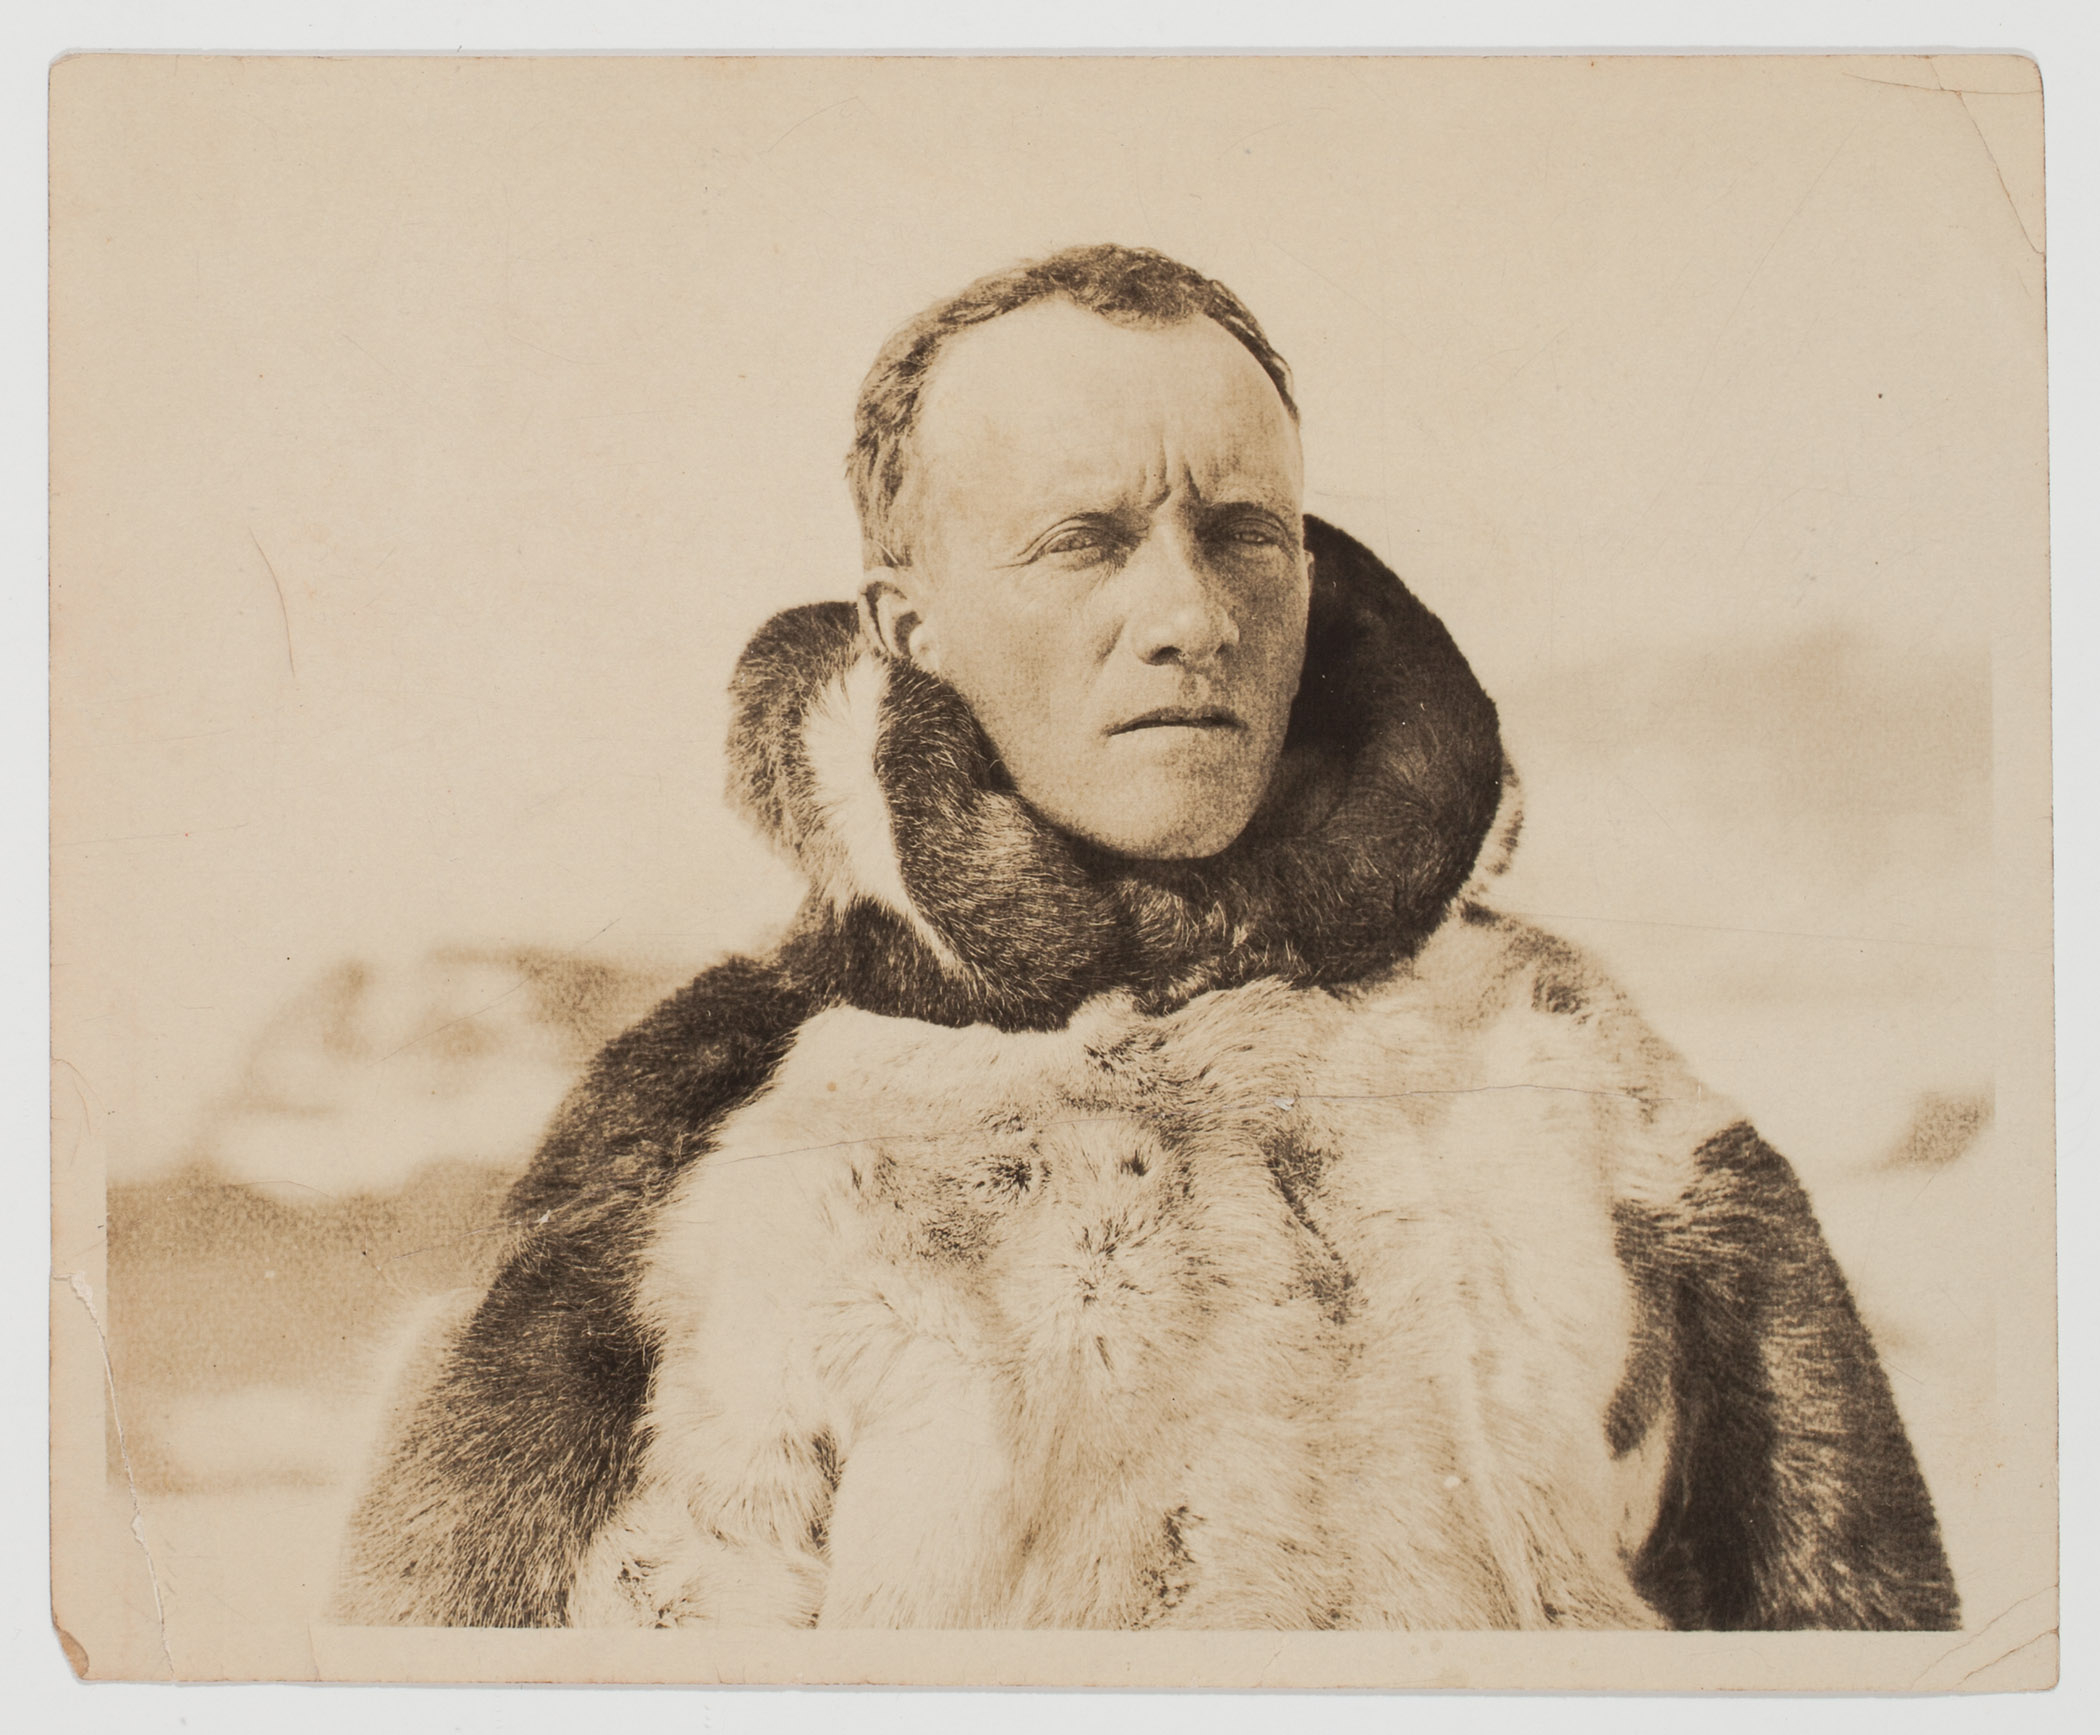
[338,520,1958,1632]
[573,916,1715,1631]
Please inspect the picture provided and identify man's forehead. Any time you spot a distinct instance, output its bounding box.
[908,300,1301,510]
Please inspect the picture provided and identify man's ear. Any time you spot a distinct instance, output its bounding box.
[859,573,941,673]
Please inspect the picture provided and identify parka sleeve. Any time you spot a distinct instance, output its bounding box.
[331,955,812,1627]
[1626,1121,1961,1630]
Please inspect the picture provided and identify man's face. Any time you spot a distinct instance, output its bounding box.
[880,300,1313,860]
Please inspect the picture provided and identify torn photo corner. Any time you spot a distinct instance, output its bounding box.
[49,52,2055,1690]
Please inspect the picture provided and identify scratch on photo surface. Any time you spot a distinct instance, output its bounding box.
[249,529,297,678]
[1909,1583,2058,1689]
[1841,57,2042,258]
[63,1270,175,1675]
[761,95,862,157]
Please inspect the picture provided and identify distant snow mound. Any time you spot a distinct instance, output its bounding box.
[189,945,686,1198]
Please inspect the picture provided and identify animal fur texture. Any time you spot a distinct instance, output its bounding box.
[335,519,1959,1632]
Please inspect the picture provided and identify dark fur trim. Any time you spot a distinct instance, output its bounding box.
[728,517,1507,1029]
[725,604,864,873]
[1626,1124,1960,1630]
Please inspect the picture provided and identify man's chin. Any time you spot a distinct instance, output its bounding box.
[1056,780,1266,862]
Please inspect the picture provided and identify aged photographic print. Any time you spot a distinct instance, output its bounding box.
[50,55,2054,1688]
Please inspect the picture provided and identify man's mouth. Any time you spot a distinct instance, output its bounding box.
[1108,705,1245,735]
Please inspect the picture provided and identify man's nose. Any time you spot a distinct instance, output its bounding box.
[1125,526,1239,670]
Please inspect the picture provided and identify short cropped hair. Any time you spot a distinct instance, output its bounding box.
[847,243,1299,568]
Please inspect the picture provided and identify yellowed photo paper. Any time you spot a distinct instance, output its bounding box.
[50,52,2055,1689]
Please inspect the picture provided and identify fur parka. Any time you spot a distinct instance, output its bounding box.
[336,519,1959,1632]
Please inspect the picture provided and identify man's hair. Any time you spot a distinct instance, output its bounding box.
[847,243,1299,568]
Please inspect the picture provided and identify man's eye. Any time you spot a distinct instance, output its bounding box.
[1038,527,1114,558]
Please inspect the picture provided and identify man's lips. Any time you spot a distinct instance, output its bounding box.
[1108,705,1246,735]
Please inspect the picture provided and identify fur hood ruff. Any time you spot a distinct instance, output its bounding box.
[338,521,1958,1634]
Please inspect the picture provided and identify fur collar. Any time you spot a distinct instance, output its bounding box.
[728,517,1511,1030]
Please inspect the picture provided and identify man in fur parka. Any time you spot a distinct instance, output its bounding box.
[338,244,1959,1633]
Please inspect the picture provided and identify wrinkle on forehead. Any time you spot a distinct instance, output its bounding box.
[901,301,1303,558]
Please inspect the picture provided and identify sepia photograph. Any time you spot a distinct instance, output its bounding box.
[48,51,2055,1690]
